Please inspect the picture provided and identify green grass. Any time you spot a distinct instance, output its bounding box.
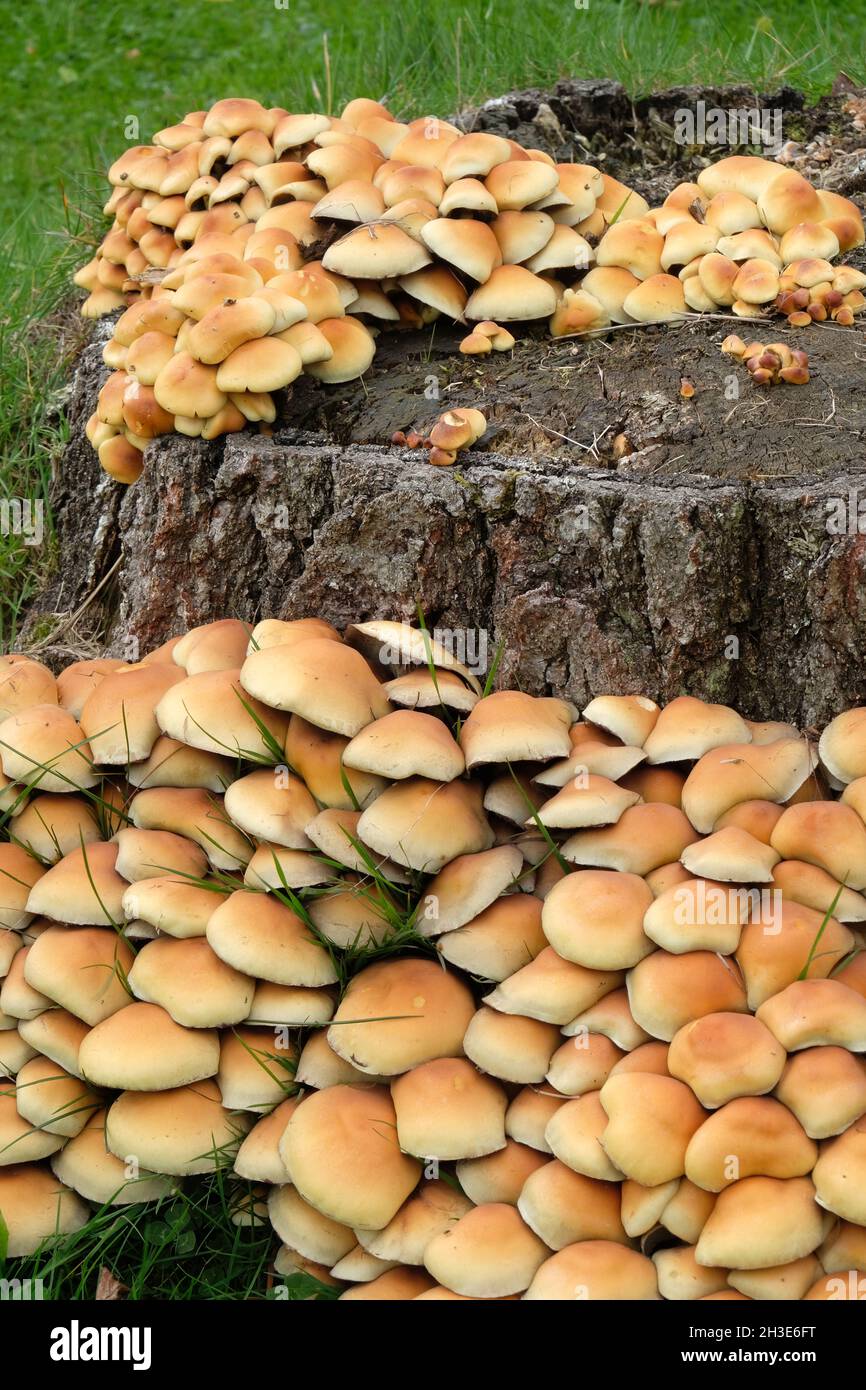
[1,0,865,646]
[2,1176,337,1300]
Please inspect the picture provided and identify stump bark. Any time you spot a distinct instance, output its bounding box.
[30,79,866,727]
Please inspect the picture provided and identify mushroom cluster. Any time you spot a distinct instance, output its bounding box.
[392,406,487,467]
[75,98,866,484]
[722,335,810,386]
[2,620,866,1299]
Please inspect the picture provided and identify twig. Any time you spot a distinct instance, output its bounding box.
[24,556,121,654]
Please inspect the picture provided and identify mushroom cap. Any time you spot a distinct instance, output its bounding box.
[465,265,557,321]
[106,1078,248,1175]
[233,1096,298,1183]
[439,178,499,216]
[120,875,220,939]
[390,1057,507,1160]
[0,1163,90,1256]
[357,777,493,873]
[697,252,739,306]
[704,190,762,235]
[249,979,334,1026]
[323,222,430,278]
[0,657,59,720]
[280,1084,421,1228]
[307,878,394,956]
[599,1072,706,1185]
[215,337,303,393]
[524,1240,660,1300]
[424,1202,549,1297]
[14,1054,99,1137]
[563,985,651,1051]
[128,935,254,1027]
[562,803,700,875]
[52,1109,174,1205]
[384,669,478,714]
[627,949,748,1042]
[685,1096,818,1191]
[491,209,555,264]
[343,709,464,781]
[25,842,126,927]
[732,257,781,304]
[271,1178,355,1267]
[715,797,784,843]
[696,156,782,202]
[757,170,823,234]
[463,1006,559,1084]
[24,925,134,1025]
[294,1029,386,1090]
[339,1267,436,1300]
[770,800,866,890]
[681,826,780,884]
[206,889,337,987]
[153,352,227,418]
[579,267,642,324]
[819,706,866,784]
[737,901,854,1011]
[644,695,750,764]
[113,826,208,884]
[542,869,654,970]
[596,220,663,280]
[668,1011,786,1108]
[532,775,639,831]
[695,1176,824,1269]
[241,637,390,736]
[508,1084,569,1150]
[398,266,468,320]
[0,704,97,793]
[78,1001,219,1089]
[546,1033,625,1097]
[819,1218,866,1280]
[126,735,235,793]
[519,1161,628,1250]
[420,217,502,283]
[223,767,317,846]
[0,843,47,929]
[418,844,524,937]
[484,947,623,1026]
[327,957,474,1075]
[776,1046,866,1140]
[643,878,748,956]
[459,691,572,769]
[682,738,816,834]
[284,714,386,811]
[17,1009,90,1079]
[756,977,866,1052]
[622,272,687,322]
[440,132,513,182]
[155,667,288,760]
[438,893,546,981]
[356,1179,473,1264]
[217,1025,297,1111]
[458,1139,548,1208]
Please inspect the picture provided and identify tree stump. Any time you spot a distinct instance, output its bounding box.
[31,79,866,726]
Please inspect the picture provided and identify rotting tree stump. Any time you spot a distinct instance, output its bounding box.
[30,79,866,726]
